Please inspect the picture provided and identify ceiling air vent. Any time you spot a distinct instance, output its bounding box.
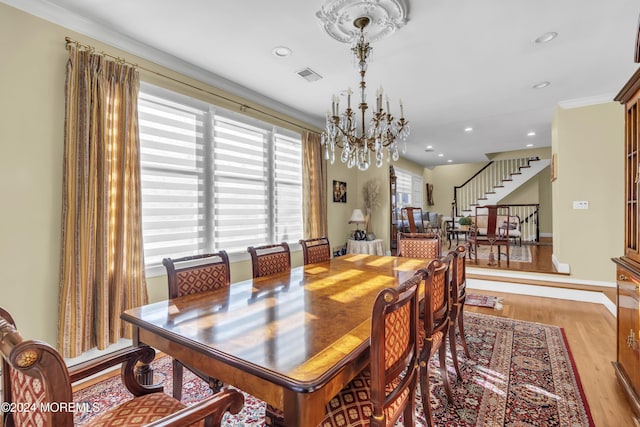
[296,67,322,82]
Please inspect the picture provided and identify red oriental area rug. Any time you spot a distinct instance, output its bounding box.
[73,312,594,426]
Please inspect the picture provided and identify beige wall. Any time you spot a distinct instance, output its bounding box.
[537,168,553,235]
[551,102,624,282]
[1,4,68,344]
[0,3,318,346]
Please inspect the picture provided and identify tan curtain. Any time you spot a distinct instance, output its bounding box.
[302,131,328,238]
[58,46,147,358]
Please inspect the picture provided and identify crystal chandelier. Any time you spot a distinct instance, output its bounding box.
[321,16,410,171]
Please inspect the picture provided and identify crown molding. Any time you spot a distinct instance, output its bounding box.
[557,93,616,109]
[0,0,324,129]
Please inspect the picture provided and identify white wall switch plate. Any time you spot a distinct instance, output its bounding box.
[573,201,589,209]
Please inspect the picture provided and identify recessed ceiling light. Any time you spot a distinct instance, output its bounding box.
[527,131,536,137]
[532,81,551,89]
[534,32,558,44]
[272,46,292,57]
[526,143,534,147]
[438,153,444,157]
[464,127,473,132]
[447,159,453,163]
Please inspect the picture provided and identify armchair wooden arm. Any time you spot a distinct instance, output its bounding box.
[0,306,244,427]
[68,346,162,396]
[144,388,244,427]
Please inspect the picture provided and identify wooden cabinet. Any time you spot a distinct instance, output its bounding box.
[390,166,398,255]
[613,260,640,419]
[618,266,640,391]
[617,71,640,263]
[614,34,640,419]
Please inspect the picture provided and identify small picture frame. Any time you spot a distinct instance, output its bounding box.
[332,180,347,203]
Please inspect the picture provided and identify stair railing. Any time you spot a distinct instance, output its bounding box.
[453,157,539,216]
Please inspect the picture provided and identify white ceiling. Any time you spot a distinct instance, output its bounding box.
[7,0,640,167]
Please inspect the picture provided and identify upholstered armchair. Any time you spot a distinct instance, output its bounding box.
[0,307,243,427]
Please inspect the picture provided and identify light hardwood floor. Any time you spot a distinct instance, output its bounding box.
[451,237,557,274]
[465,290,636,427]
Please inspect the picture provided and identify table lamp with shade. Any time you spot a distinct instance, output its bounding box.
[349,209,367,240]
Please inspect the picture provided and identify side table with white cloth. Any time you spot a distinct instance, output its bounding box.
[347,239,385,255]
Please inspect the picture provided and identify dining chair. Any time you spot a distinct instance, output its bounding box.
[247,242,291,278]
[400,206,425,233]
[319,272,422,426]
[299,236,331,264]
[447,244,470,380]
[162,251,231,400]
[0,306,244,427]
[397,231,441,259]
[468,205,511,265]
[418,255,454,427]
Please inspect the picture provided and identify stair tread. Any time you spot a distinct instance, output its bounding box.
[511,172,522,175]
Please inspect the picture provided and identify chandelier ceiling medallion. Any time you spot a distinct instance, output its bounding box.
[320,15,410,170]
[316,0,409,44]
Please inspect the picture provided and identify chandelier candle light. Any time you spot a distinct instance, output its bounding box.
[321,16,410,171]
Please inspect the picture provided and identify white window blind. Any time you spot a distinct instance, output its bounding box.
[412,175,423,208]
[138,83,302,268]
[395,168,423,209]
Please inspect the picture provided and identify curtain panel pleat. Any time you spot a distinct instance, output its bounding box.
[58,46,147,358]
[302,131,327,239]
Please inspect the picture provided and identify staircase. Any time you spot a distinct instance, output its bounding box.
[452,157,549,242]
[454,157,550,216]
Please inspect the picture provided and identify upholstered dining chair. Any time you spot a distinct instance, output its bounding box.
[247,242,291,278]
[397,231,441,259]
[163,251,231,400]
[0,306,244,427]
[418,255,454,427]
[447,244,470,380]
[299,237,331,264]
[318,272,422,427]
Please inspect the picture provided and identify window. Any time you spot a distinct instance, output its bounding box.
[395,168,423,209]
[138,83,302,269]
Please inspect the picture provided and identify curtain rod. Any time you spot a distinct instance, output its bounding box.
[64,37,320,134]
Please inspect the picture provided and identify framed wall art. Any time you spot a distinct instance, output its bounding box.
[332,180,347,203]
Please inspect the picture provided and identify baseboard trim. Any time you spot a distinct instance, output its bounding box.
[552,253,571,274]
[467,276,616,316]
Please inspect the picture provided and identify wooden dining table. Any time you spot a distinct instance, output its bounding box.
[121,254,427,427]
